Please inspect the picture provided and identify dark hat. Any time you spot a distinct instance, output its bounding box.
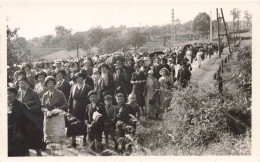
[22,63,32,70]
[35,71,47,80]
[104,95,113,101]
[53,69,66,78]
[8,87,18,96]
[74,72,86,81]
[44,76,56,86]
[88,90,97,97]
[17,77,29,84]
[99,63,110,70]
[16,70,26,76]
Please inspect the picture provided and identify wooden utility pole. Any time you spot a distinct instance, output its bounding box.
[210,10,213,42]
[217,8,221,58]
[217,8,232,58]
[171,9,175,46]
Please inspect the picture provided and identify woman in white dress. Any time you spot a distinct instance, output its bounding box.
[196,48,203,68]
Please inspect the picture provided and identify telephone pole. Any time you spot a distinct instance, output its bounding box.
[171,9,175,46]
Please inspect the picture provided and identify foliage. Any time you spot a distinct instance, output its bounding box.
[133,44,251,155]
[7,26,34,71]
[98,36,127,54]
[230,8,241,21]
[127,29,149,50]
[86,27,107,47]
[243,10,252,29]
[64,32,87,58]
[192,12,210,37]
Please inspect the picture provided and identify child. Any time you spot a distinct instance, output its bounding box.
[127,93,140,119]
[104,95,119,150]
[84,90,106,152]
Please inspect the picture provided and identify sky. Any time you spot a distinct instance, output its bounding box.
[3,1,253,40]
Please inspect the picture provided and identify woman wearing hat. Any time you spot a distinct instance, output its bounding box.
[97,63,115,103]
[68,72,92,147]
[16,77,43,156]
[42,76,68,149]
[159,68,173,110]
[131,64,146,115]
[113,65,126,95]
[72,62,80,73]
[144,70,160,119]
[54,69,71,101]
[22,63,35,88]
[91,67,100,91]
[152,56,163,80]
[34,71,48,99]
[83,59,93,76]
[8,87,40,156]
[124,58,135,95]
[196,48,203,68]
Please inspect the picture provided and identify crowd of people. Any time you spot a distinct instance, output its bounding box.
[7,42,223,156]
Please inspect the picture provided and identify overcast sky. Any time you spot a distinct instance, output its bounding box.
[3,1,253,39]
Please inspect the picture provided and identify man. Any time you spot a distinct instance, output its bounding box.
[84,91,106,152]
[8,87,39,156]
[16,77,43,156]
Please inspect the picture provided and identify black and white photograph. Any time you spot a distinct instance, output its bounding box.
[0,0,257,160]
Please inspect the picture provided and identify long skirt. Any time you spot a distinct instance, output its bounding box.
[43,113,66,143]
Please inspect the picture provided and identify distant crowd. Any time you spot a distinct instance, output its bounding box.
[7,42,224,156]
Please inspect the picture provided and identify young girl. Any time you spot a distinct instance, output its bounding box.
[159,68,173,111]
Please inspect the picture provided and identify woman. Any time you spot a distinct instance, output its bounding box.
[16,77,43,156]
[159,68,173,110]
[8,87,39,156]
[72,62,80,73]
[97,63,115,103]
[144,70,160,118]
[92,67,100,91]
[22,63,35,88]
[131,64,146,115]
[42,76,68,148]
[152,57,163,80]
[124,58,135,95]
[113,66,125,95]
[83,59,93,76]
[196,48,203,68]
[34,71,48,100]
[54,69,71,101]
[68,72,91,147]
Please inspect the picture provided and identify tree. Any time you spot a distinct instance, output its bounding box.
[64,32,87,58]
[86,27,106,47]
[98,36,126,54]
[41,35,53,48]
[55,26,72,38]
[244,10,252,29]
[128,29,148,51]
[192,12,210,37]
[230,8,241,42]
[7,26,33,71]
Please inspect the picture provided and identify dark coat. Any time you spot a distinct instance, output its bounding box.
[97,73,115,103]
[177,66,191,88]
[17,87,43,149]
[85,102,106,133]
[115,103,136,125]
[8,99,39,156]
[85,76,95,90]
[68,83,91,120]
[55,79,71,101]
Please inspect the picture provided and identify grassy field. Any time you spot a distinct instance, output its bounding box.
[30,47,63,58]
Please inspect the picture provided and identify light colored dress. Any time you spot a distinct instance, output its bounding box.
[159,76,172,110]
[145,77,159,117]
[196,51,203,68]
[186,50,192,64]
